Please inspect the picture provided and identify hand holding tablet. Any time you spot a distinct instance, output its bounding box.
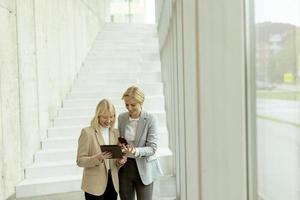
[100,145,123,159]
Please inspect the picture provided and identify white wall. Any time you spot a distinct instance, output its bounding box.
[0,0,107,199]
[16,0,40,169]
[0,1,22,199]
[156,0,249,199]
[0,97,3,198]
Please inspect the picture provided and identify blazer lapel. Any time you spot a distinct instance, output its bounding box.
[135,110,147,146]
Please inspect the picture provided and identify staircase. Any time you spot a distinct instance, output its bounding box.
[15,23,174,199]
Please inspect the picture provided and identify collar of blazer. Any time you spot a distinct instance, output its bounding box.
[123,110,148,146]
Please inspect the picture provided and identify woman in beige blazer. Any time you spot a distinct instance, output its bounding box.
[76,99,126,200]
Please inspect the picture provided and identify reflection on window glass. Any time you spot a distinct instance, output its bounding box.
[109,0,155,24]
[255,0,300,200]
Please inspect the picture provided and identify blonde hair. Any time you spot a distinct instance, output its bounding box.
[90,99,116,130]
[122,86,145,105]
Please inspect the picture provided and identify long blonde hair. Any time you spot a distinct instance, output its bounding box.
[122,86,145,105]
[90,99,116,130]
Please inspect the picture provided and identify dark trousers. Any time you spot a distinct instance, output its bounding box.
[85,171,117,200]
[119,158,153,200]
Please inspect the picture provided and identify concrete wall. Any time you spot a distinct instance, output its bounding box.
[156,0,248,200]
[0,94,3,198]
[0,0,107,199]
[0,1,22,199]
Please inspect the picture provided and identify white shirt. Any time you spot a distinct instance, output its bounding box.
[101,127,109,145]
[125,117,139,144]
[100,127,110,170]
[125,117,140,158]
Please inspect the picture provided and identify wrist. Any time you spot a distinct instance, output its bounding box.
[97,156,104,162]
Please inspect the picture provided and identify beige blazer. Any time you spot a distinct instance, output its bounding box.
[76,126,120,196]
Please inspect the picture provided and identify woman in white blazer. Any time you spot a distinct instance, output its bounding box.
[77,99,126,200]
[118,86,163,200]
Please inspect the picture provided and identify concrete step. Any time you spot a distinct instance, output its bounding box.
[90,47,141,51]
[58,106,160,117]
[55,110,166,124]
[82,58,161,67]
[62,96,165,110]
[34,149,76,163]
[67,89,163,99]
[91,44,145,48]
[84,58,160,68]
[25,161,81,179]
[83,56,141,63]
[82,63,140,72]
[94,37,152,42]
[73,79,140,89]
[88,49,141,56]
[16,175,81,198]
[97,34,154,39]
[34,147,171,163]
[80,64,161,73]
[76,77,139,84]
[80,65,161,73]
[92,42,157,49]
[47,126,168,138]
[58,106,165,117]
[86,54,141,60]
[71,83,163,94]
[67,91,122,99]
[87,52,159,63]
[42,131,169,150]
[69,90,162,99]
[76,72,161,83]
[41,137,79,150]
[95,36,157,42]
[47,126,82,138]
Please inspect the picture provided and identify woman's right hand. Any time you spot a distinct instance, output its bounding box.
[94,151,112,162]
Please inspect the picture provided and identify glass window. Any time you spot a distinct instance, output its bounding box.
[254,0,300,199]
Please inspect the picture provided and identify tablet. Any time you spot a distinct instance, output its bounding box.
[100,145,123,159]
